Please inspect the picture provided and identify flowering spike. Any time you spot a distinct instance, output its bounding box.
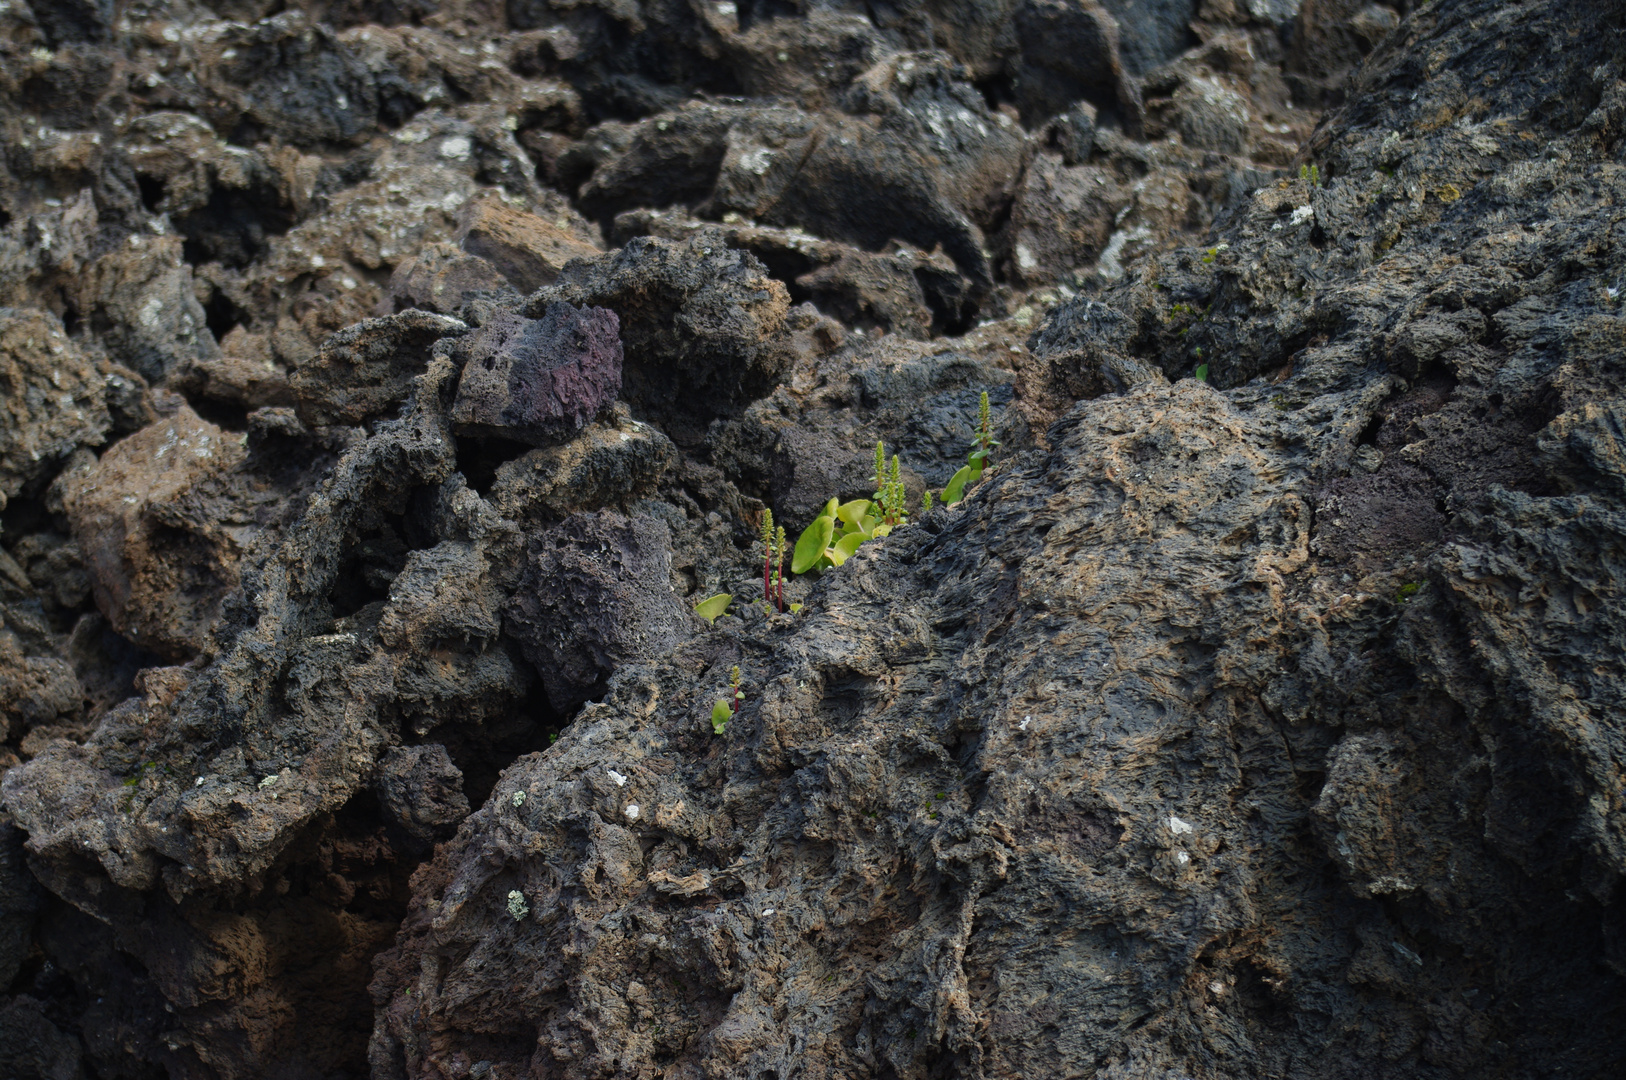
[760,508,775,609]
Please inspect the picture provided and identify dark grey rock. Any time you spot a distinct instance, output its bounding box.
[503,510,693,712]
[531,233,793,442]
[292,309,468,428]
[374,743,470,842]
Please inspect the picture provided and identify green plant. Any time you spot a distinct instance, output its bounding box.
[711,665,743,735]
[1396,582,1421,602]
[792,439,911,574]
[760,509,778,612]
[1300,162,1322,187]
[942,391,1000,506]
[968,391,999,474]
[694,593,732,623]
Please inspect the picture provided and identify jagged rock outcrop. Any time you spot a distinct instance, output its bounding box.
[1,0,1621,1078]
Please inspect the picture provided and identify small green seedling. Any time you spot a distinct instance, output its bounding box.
[942,391,1000,506]
[694,593,732,623]
[773,524,788,610]
[712,665,743,735]
[1194,362,1209,381]
[967,391,999,478]
[760,510,778,613]
[1299,162,1322,187]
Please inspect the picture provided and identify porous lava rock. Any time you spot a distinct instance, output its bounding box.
[504,509,694,712]
[0,308,109,509]
[292,309,470,428]
[448,301,623,447]
[0,0,1622,1078]
[454,191,602,294]
[373,743,470,844]
[57,406,246,660]
[532,232,796,439]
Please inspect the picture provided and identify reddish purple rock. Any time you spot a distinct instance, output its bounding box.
[449,302,622,445]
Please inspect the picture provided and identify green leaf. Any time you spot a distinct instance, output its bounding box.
[693,593,732,623]
[1194,363,1209,382]
[942,465,973,504]
[789,603,802,613]
[711,700,732,735]
[792,515,835,574]
[836,500,872,528]
[872,523,893,538]
[824,544,849,567]
[834,532,866,559]
[823,498,840,519]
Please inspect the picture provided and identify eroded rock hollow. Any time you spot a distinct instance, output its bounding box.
[0,0,1622,1077]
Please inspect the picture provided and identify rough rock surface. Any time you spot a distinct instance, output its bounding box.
[448,301,623,447]
[504,509,694,712]
[0,0,1621,1078]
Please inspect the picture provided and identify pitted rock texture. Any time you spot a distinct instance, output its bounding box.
[531,232,796,442]
[448,301,623,447]
[1,0,1622,1078]
[503,509,694,712]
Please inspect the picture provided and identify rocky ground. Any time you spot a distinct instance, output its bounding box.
[0,0,1622,1077]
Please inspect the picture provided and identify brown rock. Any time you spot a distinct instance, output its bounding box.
[0,308,110,507]
[383,241,509,314]
[1006,154,1128,286]
[71,233,218,385]
[58,406,246,660]
[169,326,294,409]
[455,191,601,294]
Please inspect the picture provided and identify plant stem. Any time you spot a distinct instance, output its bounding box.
[774,525,787,611]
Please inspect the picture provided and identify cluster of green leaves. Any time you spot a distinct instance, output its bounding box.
[789,438,920,573]
[1300,162,1322,187]
[698,394,1003,628]
[711,665,743,735]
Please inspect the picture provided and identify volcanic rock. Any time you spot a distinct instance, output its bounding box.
[447,301,623,446]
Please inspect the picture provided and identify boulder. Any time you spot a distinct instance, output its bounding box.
[448,301,622,446]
